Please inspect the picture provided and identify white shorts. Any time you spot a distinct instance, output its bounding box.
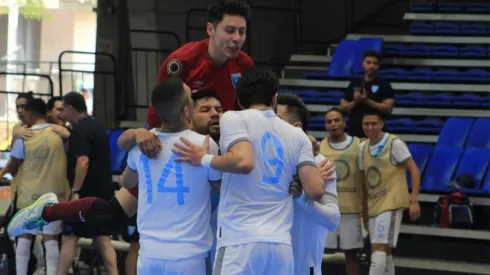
[213,243,293,275]
[326,214,363,250]
[42,221,62,235]
[137,255,206,275]
[368,209,403,248]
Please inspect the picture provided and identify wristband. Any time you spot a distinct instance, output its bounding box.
[201,154,214,168]
[71,189,79,195]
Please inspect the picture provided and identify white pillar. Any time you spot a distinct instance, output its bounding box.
[6,1,18,119]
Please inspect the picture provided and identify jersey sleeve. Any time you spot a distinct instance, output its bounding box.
[10,139,24,160]
[207,139,222,181]
[391,139,412,164]
[219,111,250,153]
[126,147,139,172]
[358,140,367,171]
[297,130,317,170]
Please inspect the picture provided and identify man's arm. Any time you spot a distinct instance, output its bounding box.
[364,98,394,114]
[206,112,254,174]
[296,132,326,201]
[392,139,420,202]
[2,139,26,177]
[339,82,358,112]
[296,157,340,231]
[69,129,91,192]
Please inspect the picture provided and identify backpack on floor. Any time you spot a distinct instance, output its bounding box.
[433,191,474,229]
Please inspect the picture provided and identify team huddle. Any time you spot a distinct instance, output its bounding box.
[5,1,422,275]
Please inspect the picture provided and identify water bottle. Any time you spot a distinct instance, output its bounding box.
[0,254,8,275]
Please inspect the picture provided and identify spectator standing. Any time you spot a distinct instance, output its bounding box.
[339,51,395,138]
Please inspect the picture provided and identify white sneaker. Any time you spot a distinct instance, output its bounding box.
[7,193,59,237]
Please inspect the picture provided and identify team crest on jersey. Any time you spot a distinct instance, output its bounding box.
[128,226,136,236]
[167,59,182,76]
[372,85,379,93]
[231,73,241,89]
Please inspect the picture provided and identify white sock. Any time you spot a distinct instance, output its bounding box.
[44,240,59,275]
[384,254,395,275]
[369,251,387,275]
[32,236,45,269]
[16,238,32,275]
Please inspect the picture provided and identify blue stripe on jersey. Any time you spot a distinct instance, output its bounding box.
[210,189,220,212]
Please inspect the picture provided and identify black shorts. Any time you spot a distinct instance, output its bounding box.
[63,220,114,238]
[122,214,139,243]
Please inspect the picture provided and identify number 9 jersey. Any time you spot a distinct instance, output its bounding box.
[217,109,317,249]
[126,129,222,261]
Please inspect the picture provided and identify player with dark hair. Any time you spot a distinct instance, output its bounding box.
[276,93,340,275]
[359,111,420,275]
[172,68,328,274]
[46,96,65,125]
[145,0,253,130]
[340,50,394,138]
[2,98,69,275]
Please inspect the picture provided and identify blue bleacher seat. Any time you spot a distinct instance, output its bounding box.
[413,119,444,133]
[315,90,343,104]
[378,68,407,80]
[437,118,475,147]
[325,39,358,78]
[446,147,490,193]
[309,116,325,128]
[395,92,425,106]
[109,129,126,173]
[422,145,463,191]
[425,93,454,107]
[466,118,490,148]
[432,45,459,57]
[459,69,490,82]
[407,143,435,189]
[432,69,459,82]
[411,2,435,12]
[461,24,488,36]
[406,68,431,81]
[466,3,490,13]
[409,23,433,34]
[438,3,464,13]
[454,94,481,108]
[460,46,486,57]
[383,44,404,56]
[384,118,414,132]
[434,23,459,35]
[405,45,431,57]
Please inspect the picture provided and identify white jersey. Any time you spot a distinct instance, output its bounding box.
[217,109,317,249]
[127,129,222,260]
[292,154,339,275]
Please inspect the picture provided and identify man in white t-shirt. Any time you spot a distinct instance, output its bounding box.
[320,108,366,275]
[358,111,420,275]
[172,68,327,275]
[276,93,341,275]
[123,77,222,275]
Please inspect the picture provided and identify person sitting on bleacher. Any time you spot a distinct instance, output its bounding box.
[358,111,421,275]
[339,51,395,138]
[2,98,69,275]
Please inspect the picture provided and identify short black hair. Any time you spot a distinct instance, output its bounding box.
[16,91,34,101]
[47,96,63,111]
[25,98,47,117]
[208,0,251,25]
[151,77,188,124]
[191,89,220,103]
[325,107,344,117]
[277,93,309,132]
[236,68,279,109]
[363,50,381,61]
[63,92,87,113]
[363,110,385,120]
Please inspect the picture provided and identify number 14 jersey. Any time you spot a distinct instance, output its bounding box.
[127,129,222,260]
[217,109,317,249]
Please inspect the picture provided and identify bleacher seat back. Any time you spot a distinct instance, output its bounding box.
[328,40,357,77]
[453,147,490,189]
[437,118,474,147]
[466,118,490,148]
[353,38,384,75]
[406,143,434,189]
[109,129,126,173]
[422,145,463,190]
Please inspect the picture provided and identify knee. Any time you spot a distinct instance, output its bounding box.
[371,243,390,253]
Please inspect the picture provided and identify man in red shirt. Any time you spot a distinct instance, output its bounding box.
[146,0,254,129]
